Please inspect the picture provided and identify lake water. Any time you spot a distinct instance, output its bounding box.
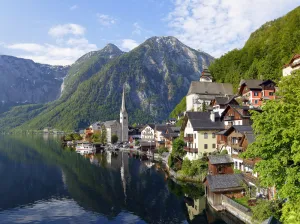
[0,135,244,224]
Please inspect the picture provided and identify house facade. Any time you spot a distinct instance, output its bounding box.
[211,96,238,116]
[238,79,276,107]
[283,54,300,76]
[182,111,224,160]
[141,124,155,140]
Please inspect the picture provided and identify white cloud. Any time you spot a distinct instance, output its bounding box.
[48,24,85,38]
[96,13,116,26]
[6,24,97,65]
[167,0,300,57]
[121,39,139,51]
[70,5,78,10]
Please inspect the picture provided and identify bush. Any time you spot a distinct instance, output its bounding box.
[158,146,168,155]
[221,149,228,155]
[251,200,282,222]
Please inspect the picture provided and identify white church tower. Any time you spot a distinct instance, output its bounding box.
[120,86,128,142]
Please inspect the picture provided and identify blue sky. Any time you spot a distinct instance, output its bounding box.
[0,0,299,65]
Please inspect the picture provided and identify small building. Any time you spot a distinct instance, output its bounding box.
[103,120,122,143]
[141,124,155,140]
[208,154,234,175]
[220,104,261,129]
[204,154,245,210]
[238,79,276,107]
[161,126,180,151]
[182,111,224,160]
[283,54,300,76]
[210,96,238,116]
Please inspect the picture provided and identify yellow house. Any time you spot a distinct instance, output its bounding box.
[182,111,224,160]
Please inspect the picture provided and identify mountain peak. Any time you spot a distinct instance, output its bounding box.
[102,43,123,54]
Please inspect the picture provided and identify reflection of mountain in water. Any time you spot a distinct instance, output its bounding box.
[0,135,187,223]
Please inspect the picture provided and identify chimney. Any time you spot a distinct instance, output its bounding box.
[210,111,215,122]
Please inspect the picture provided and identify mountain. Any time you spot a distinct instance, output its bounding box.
[4,36,214,131]
[0,55,69,113]
[209,6,300,89]
[60,43,124,99]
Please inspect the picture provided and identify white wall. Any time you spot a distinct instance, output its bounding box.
[282,64,300,76]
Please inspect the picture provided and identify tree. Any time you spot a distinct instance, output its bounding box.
[172,138,185,158]
[251,200,281,222]
[91,131,101,143]
[201,102,207,112]
[100,125,107,144]
[111,134,118,144]
[72,133,82,141]
[221,149,228,155]
[243,70,300,223]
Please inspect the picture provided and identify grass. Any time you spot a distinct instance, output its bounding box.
[233,196,251,209]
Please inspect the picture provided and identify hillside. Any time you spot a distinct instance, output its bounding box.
[209,6,300,90]
[2,36,213,131]
[0,55,69,112]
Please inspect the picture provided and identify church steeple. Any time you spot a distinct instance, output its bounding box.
[120,85,128,142]
[121,85,126,112]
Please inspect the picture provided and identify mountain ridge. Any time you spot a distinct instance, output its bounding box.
[1,36,214,131]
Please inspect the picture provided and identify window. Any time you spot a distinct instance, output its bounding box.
[212,133,215,138]
[204,133,208,139]
[194,133,196,139]
[123,117,126,119]
[269,92,274,96]
[254,92,259,96]
[212,144,216,148]
[254,100,258,104]
[204,144,208,149]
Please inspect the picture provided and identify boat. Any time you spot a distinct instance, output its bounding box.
[75,142,96,155]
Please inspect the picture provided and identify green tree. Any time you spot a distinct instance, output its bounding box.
[91,132,101,143]
[243,70,300,223]
[111,134,118,144]
[172,138,185,158]
[72,133,82,141]
[251,200,282,222]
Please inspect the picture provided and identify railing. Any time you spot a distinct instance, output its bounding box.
[184,146,198,153]
[184,136,193,142]
[221,194,251,213]
[224,116,234,121]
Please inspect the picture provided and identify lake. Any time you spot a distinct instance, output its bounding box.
[0,135,244,224]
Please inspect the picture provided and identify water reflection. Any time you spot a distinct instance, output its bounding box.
[0,135,243,223]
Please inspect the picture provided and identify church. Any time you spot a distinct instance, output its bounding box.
[186,67,234,112]
[90,86,128,143]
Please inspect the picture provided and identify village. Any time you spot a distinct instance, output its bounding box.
[60,54,300,224]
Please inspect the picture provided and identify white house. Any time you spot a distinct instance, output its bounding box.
[283,54,300,76]
[141,124,155,140]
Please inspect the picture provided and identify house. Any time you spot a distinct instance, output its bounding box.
[182,111,224,160]
[204,155,245,210]
[128,125,143,140]
[90,121,102,131]
[238,79,276,107]
[208,154,234,175]
[155,124,170,148]
[166,118,177,125]
[161,126,180,151]
[186,68,233,112]
[220,104,261,129]
[141,124,155,140]
[210,96,238,116]
[283,54,300,76]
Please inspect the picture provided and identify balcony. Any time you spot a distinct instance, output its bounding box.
[184,146,198,153]
[184,136,194,142]
[224,115,234,121]
[230,143,243,150]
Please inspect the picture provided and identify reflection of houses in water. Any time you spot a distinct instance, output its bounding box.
[144,161,155,169]
[120,152,131,204]
[184,196,206,221]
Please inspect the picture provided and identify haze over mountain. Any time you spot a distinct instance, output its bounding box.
[0,36,214,131]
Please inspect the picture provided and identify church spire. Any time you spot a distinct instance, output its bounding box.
[121,85,126,112]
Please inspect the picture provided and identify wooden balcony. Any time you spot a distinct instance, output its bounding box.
[184,136,193,142]
[184,146,198,153]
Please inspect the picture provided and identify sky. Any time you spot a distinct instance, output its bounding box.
[0,0,299,65]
